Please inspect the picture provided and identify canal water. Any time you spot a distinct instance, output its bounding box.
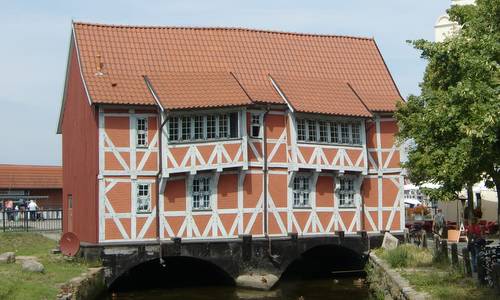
[107,277,370,300]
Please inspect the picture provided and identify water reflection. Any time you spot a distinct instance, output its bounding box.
[108,277,369,300]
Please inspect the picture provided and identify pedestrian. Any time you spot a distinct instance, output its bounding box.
[467,217,484,273]
[28,200,38,220]
[14,205,19,221]
[432,208,446,238]
[5,200,14,221]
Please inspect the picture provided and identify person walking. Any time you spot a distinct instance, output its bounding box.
[433,208,446,238]
[5,200,14,221]
[27,200,38,221]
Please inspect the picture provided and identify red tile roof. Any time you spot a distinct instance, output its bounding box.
[0,164,62,189]
[72,22,402,114]
[270,75,372,117]
[146,72,252,110]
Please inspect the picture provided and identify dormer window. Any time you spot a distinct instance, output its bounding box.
[296,118,362,146]
[137,118,148,147]
[168,112,239,142]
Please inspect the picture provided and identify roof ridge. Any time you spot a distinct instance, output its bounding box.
[72,21,374,41]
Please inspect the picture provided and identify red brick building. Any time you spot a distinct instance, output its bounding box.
[0,164,63,209]
[58,22,403,245]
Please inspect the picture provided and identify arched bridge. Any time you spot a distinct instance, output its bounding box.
[79,231,396,290]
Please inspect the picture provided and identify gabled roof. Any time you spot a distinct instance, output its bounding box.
[64,22,402,119]
[0,164,62,189]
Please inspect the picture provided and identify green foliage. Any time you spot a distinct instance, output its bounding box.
[396,0,500,198]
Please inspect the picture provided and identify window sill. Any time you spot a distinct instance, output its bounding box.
[297,141,362,147]
[191,208,212,212]
[168,137,242,146]
[293,206,312,210]
[136,146,149,149]
[136,211,152,214]
[338,206,356,209]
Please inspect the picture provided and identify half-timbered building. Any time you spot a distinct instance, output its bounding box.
[58,22,404,245]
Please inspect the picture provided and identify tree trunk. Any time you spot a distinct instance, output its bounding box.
[467,184,474,222]
[493,176,500,238]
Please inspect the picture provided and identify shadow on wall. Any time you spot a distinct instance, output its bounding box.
[280,244,367,281]
[109,256,235,292]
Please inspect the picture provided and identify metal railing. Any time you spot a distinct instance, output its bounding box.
[1,209,62,232]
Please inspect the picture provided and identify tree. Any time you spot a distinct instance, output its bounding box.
[395,0,500,223]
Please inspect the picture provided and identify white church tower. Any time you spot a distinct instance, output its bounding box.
[434,0,475,42]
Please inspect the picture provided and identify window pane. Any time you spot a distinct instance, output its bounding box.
[297,119,306,141]
[206,116,216,139]
[194,116,204,140]
[341,123,350,144]
[181,117,191,140]
[219,115,228,138]
[352,123,361,144]
[319,121,328,142]
[137,118,148,146]
[307,120,317,142]
[250,114,261,138]
[168,117,179,141]
[330,122,339,143]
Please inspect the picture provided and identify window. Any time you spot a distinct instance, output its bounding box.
[168,117,179,141]
[137,118,148,147]
[338,177,355,208]
[351,123,361,145]
[194,116,204,140]
[293,175,310,207]
[307,120,317,142]
[297,119,306,141]
[192,176,211,210]
[296,118,362,146]
[319,121,328,142]
[218,114,228,138]
[340,123,350,144]
[330,122,339,143]
[206,115,216,139]
[181,116,191,140]
[136,183,151,213]
[250,113,262,138]
[168,113,239,142]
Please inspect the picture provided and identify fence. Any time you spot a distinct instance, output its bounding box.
[1,209,62,232]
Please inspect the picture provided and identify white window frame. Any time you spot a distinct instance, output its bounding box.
[136,183,152,213]
[335,175,360,208]
[191,175,212,211]
[296,117,362,146]
[249,113,263,138]
[292,174,311,208]
[168,112,239,143]
[136,117,148,147]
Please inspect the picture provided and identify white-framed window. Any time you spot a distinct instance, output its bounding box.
[297,119,306,141]
[168,113,239,142]
[296,118,362,146]
[192,176,211,210]
[337,177,356,208]
[194,116,204,140]
[293,175,311,208]
[136,118,148,147]
[168,117,179,141]
[250,113,262,138]
[340,123,350,144]
[136,183,151,213]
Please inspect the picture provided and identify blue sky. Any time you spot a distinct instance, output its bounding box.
[0,0,450,166]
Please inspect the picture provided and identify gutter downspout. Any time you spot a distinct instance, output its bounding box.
[263,106,270,240]
[143,75,168,266]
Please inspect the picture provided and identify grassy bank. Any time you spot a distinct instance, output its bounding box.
[375,244,496,299]
[0,232,89,300]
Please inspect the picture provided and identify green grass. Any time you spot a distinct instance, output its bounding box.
[375,244,433,268]
[0,232,90,300]
[376,245,497,299]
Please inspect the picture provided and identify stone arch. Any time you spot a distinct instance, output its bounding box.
[278,243,367,281]
[107,255,236,291]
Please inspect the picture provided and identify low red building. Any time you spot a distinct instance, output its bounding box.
[0,164,63,209]
[58,22,404,245]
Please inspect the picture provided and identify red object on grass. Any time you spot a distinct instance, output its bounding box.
[60,232,80,256]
